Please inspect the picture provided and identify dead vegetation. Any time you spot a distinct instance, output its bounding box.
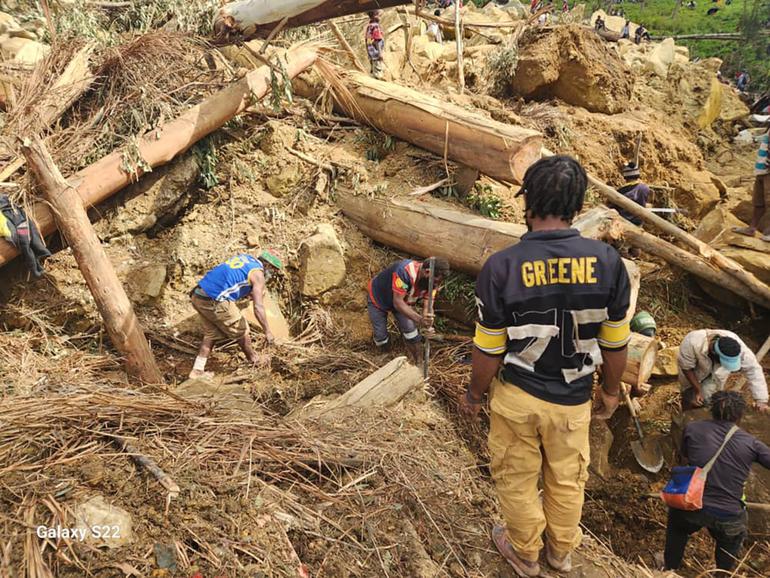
[0,2,768,577]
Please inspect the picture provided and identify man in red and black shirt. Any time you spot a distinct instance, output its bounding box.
[460,156,631,577]
[367,257,450,363]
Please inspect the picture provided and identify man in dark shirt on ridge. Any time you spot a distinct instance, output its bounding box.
[459,155,631,576]
[665,391,770,572]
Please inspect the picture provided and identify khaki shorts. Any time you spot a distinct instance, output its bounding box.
[752,174,770,208]
[191,293,247,341]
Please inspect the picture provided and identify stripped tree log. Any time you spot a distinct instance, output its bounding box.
[296,67,543,183]
[213,0,411,42]
[22,138,164,384]
[583,170,770,310]
[0,46,318,268]
[337,192,622,275]
[623,333,658,388]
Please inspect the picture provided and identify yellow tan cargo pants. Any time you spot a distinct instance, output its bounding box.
[488,377,591,562]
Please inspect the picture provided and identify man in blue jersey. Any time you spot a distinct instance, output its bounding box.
[460,156,630,577]
[367,257,450,363]
[189,251,282,379]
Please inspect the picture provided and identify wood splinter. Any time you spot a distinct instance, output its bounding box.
[112,435,180,499]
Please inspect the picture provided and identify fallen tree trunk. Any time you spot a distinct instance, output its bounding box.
[338,192,621,275]
[22,138,164,384]
[621,224,770,309]
[339,192,641,323]
[0,46,318,269]
[213,0,410,42]
[296,67,543,183]
[623,333,658,388]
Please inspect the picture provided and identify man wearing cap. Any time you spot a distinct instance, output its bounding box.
[188,250,282,379]
[677,329,768,412]
[612,162,651,226]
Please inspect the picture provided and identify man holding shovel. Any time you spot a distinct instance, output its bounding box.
[459,155,631,576]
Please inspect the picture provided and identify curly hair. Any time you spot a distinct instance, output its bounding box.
[710,390,747,423]
[517,155,588,222]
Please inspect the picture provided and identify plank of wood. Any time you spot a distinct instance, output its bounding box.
[241,292,291,342]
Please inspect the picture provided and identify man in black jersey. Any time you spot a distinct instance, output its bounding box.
[460,156,631,576]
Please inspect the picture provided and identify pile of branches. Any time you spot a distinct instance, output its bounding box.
[0,380,498,577]
[1,31,236,203]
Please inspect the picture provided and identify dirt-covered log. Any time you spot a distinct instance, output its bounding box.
[297,68,543,183]
[22,138,164,384]
[0,47,318,269]
[623,333,658,388]
[213,0,410,41]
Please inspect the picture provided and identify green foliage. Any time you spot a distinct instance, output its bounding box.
[193,137,219,189]
[359,131,396,161]
[441,272,477,319]
[466,183,503,219]
[615,0,770,92]
[50,0,220,42]
[268,56,294,113]
[485,45,519,96]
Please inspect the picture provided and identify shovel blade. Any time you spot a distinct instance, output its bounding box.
[631,439,664,473]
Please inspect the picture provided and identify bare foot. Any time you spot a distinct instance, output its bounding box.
[732,226,757,237]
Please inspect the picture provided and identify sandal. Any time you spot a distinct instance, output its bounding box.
[732,226,757,237]
[492,525,540,577]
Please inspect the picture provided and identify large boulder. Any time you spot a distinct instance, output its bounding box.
[299,224,346,297]
[0,36,48,64]
[653,346,679,377]
[93,154,200,239]
[645,38,676,78]
[511,25,633,114]
[668,162,721,217]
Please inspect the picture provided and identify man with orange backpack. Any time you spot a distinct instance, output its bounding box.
[664,391,770,571]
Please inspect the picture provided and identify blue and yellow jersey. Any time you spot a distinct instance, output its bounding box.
[198,254,263,302]
[474,229,631,406]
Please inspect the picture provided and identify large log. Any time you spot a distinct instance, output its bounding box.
[584,173,770,310]
[213,0,411,42]
[22,138,163,384]
[338,192,623,275]
[297,68,543,183]
[0,46,318,269]
[621,224,770,310]
[623,333,658,388]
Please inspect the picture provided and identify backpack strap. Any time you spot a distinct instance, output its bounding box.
[701,425,739,476]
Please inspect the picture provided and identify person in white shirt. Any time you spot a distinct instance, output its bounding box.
[677,329,768,412]
[427,10,443,43]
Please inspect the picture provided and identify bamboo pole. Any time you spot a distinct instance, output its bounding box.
[328,21,367,74]
[0,46,318,268]
[454,1,464,93]
[21,138,164,384]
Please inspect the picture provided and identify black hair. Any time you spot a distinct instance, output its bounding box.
[517,155,587,221]
[716,336,741,358]
[710,390,747,422]
[434,9,441,16]
[424,257,450,278]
